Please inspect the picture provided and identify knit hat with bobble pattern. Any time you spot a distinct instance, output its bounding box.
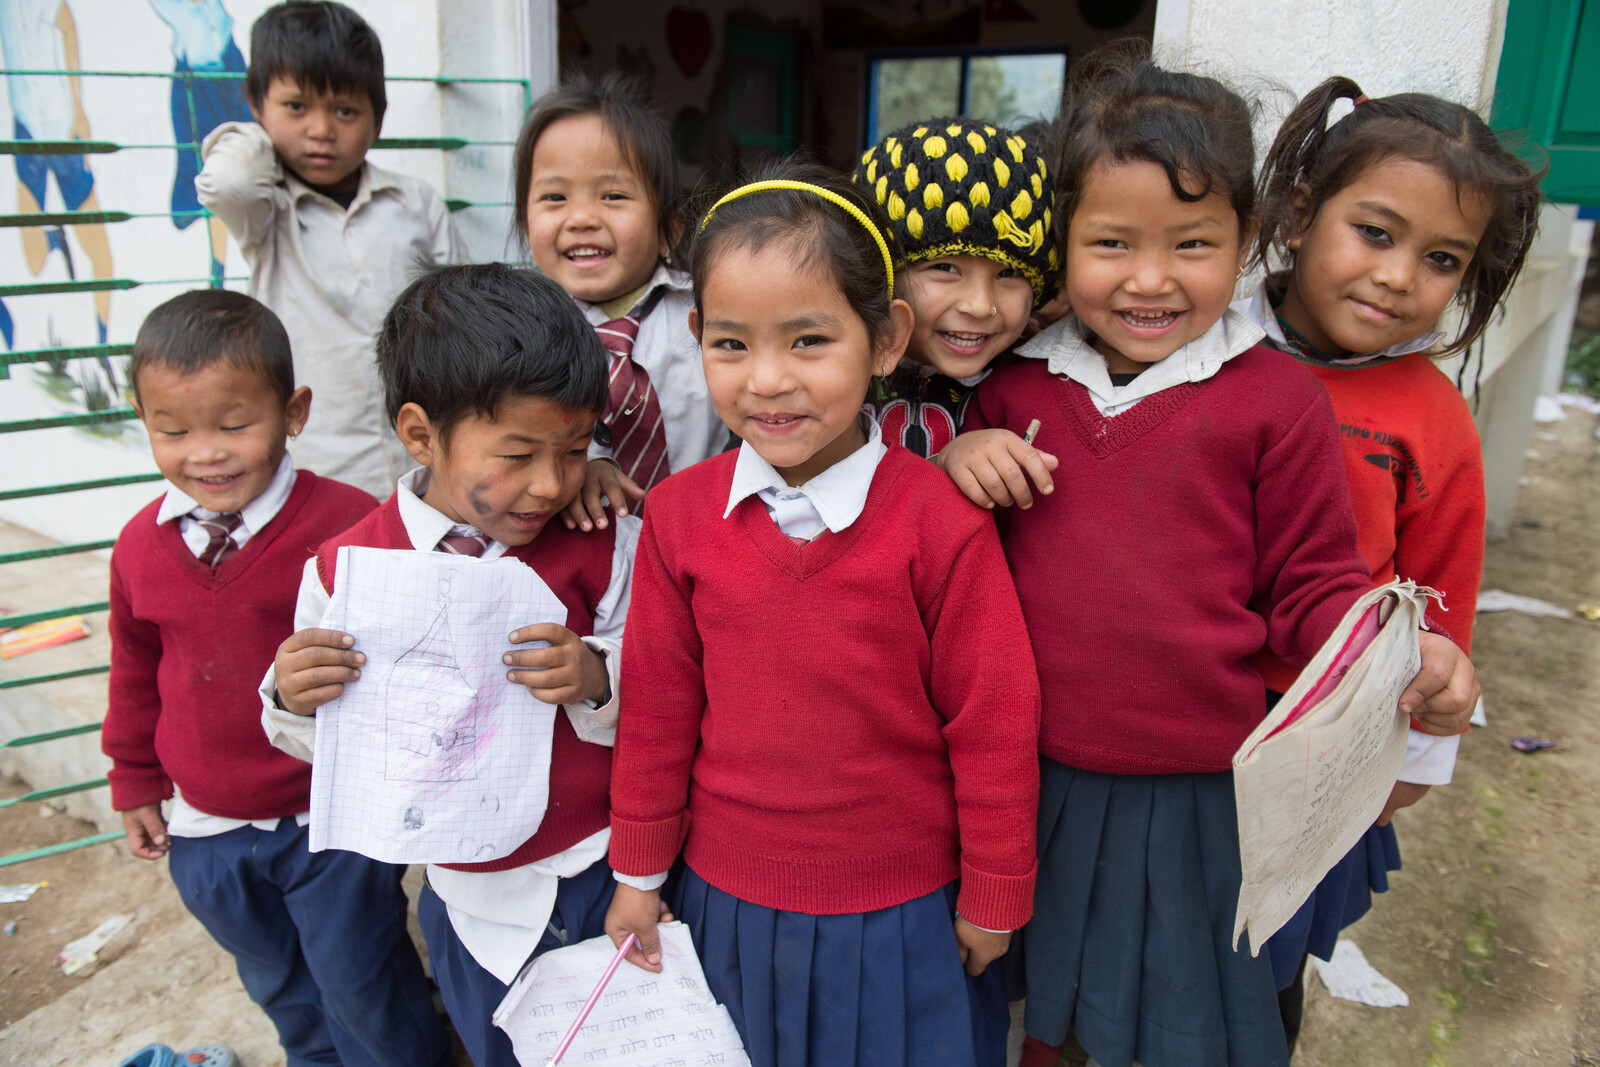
[852,117,1058,306]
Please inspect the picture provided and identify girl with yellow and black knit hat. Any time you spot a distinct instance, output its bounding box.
[851,117,1059,463]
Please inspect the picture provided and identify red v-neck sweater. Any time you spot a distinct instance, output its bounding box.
[608,446,1041,932]
[1250,354,1484,692]
[104,471,376,817]
[965,347,1374,775]
[315,494,618,874]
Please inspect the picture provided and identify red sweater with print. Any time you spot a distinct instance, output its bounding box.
[103,472,376,816]
[1250,354,1484,691]
[608,446,1041,932]
[966,346,1374,775]
[315,494,618,874]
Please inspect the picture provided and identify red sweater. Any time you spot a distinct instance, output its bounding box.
[104,471,376,817]
[966,347,1373,775]
[1251,354,1484,691]
[608,446,1041,932]
[315,494,617,874]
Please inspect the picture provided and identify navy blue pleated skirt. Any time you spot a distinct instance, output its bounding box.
[1265,821,1401,989]
[674,870,1008,1067]
[1017,760,1289,1067]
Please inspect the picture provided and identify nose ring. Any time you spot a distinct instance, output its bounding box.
[990,305,999,317]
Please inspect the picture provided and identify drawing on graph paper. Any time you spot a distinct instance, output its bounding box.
[383,571,485,784]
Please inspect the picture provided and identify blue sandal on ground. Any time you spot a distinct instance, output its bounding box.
[118,1046,177,1067]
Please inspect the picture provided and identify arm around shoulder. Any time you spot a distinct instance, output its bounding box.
[195,122,282,254]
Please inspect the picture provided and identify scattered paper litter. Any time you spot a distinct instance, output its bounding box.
[1476,590,1573,619]
[58,914,133,975]
[1557,393,1600,414]
[1311,939,1409,1007]
[0,882,43,904]
[1534,395,1568,422]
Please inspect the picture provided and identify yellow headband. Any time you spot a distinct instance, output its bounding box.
[699,179,895,293]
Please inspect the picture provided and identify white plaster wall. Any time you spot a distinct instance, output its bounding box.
[1154,0,1508,113]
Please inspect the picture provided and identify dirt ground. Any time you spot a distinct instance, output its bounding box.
[1,405,1596,1066]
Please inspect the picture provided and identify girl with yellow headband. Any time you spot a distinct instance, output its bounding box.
[603,161,1041,1067]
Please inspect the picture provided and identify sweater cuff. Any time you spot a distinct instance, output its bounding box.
[956,857,1037,933]
[608,810,689,877]
[107,766,174,813]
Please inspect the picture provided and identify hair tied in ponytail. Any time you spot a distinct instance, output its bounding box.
[1352,94,1369,107]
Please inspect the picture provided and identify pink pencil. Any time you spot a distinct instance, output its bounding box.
[545,933,638,1066]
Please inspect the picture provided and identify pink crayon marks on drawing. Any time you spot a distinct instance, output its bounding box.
[384,570,495,787]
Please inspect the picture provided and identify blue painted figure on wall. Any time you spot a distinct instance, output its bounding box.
[149,0,251,288]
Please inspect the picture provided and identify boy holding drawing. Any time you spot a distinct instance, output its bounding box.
[262,264,641,1067]
[102,290,448,1067]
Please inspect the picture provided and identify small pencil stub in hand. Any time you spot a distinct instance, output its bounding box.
[1023,419,1041,444]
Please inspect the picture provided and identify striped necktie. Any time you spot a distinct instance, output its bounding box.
[596,307,670,493]
[436,525,490,557]
[195,511,243,568]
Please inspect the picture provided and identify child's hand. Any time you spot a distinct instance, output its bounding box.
[504,624,607,705]
[1375,781,1431,826]
[563,459,645,532]
[606,883,670,973]
[274,628,363,716]
[121,804,170,860]
[1401,631,1479,735]
[953,916,1011,976]
[935,429,1058,510]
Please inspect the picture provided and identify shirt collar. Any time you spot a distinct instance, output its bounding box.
[1017,310,1264,406]
[723,417,887,534]
[393,467,493,552]
[1231,286,1444,365]
[285,158,399,213]
[573,262,691,326]
[157,452,297,533]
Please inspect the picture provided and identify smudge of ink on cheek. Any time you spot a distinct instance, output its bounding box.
[468,482,493,516]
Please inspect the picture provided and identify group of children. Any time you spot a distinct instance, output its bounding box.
[97,4,1542,1067]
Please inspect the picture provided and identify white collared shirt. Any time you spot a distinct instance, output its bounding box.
[724,416,887,539]
[258,467,640,980]
[158,453,309,840]
[575,263,728,476]
[156,452,296,559]
[197,122,462,499]
[1230,286,1444,364]
[1016,310,1266,417]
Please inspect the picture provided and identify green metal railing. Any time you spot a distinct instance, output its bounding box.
[0,64,529,867]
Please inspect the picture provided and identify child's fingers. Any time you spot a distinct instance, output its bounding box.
[287,680,352,709]
[579,477,610,531]
[967,460,1021,509]
[280,628,357,655]
[559,496,585,531]
[947,464,999,509]
[1402,633,1478,730]
[508,622,570,647]
[613,469,647,504]
[1012,445,1057,498]
[285,662,363,692]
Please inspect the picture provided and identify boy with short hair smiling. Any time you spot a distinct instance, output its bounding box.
[261,264,641,1067]
[102,289,449,1067]
[197,0,460,500]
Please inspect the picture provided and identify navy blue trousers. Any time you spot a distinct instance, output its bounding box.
[417,858,617,1067]
[167,819,449,1067]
